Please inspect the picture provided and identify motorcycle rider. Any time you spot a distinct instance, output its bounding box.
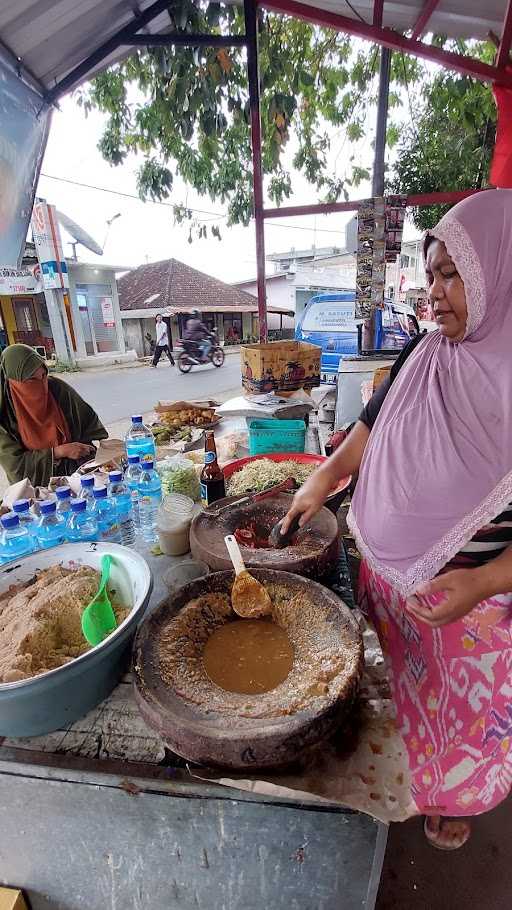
[184,309,213,361]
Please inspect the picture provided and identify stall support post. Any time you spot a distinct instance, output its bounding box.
[244,0,268,343]
[372,47,391,197]
[44,288,75,364]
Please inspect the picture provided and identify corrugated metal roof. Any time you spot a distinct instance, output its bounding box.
[0,1,509,99]
[299,1,506,41]
[0,0,174,95]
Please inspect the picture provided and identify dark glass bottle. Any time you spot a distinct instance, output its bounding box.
[200,431,226,506]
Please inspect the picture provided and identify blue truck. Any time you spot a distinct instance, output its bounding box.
[295,291,419,382]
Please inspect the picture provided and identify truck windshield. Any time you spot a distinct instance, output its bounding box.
[301,302,355,332]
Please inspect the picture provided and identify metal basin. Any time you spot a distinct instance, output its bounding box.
[0,542,152,737]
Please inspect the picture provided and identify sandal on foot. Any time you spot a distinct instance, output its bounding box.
[424,816,471,851]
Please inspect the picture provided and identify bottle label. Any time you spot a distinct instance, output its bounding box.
[204,451,216,464]
[200,479,225,506]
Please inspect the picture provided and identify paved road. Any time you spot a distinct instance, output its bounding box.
[62,357,241,425]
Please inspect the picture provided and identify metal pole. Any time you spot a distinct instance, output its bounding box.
[244,0,268,343]
[372,47,391,197]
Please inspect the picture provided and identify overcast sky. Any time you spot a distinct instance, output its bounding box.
[36,87,419,283]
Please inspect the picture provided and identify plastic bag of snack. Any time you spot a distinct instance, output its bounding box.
[157,455,200,501]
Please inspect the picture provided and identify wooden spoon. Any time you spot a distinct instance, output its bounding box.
[224,534,272,618]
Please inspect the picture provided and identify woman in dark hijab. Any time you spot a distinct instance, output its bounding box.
[0,344,107,486]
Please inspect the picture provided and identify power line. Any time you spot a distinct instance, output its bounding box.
[39,172,225,219]
[38,171,344,234]
[343,0,368,25]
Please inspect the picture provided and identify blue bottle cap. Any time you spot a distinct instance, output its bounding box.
[128,455,140,464]
[144,460,154,470]
[13,499,30,513]
[1,512,19,529]
[93,487,108,499]
[81,476,94,488]
[71,498,87,513]
[56,486,71,500]
[131,415,143,423]
[40,501,57,515]
[109,471,123,482]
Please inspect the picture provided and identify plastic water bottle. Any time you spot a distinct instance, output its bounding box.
[125,415,156,464]
[0,513,34,563]
[80,475,95,506]
[12,499,39,550]
[125,455,142,531]
[68,498,99,543]
[138,460,162,543]
[92,487,121,543]
[55,486,72,522]
[37,501,68,550]
[108,470,136,546]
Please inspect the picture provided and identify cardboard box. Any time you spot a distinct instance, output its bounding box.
[372,366,391,392]
[0,889,28,910]
[241,341,321,394]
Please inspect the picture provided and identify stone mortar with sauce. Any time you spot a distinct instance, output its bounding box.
[190,493,340,580]
[133,568,363,770]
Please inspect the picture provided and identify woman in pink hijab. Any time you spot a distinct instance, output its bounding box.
[283,189,512,850]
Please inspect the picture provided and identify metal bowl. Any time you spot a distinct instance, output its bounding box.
[0,542,152,737]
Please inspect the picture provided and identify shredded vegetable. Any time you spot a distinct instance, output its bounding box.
[226,458,316,496]
[158,456,200,501]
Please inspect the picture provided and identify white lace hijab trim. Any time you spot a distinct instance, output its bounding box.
[424,215,486,338]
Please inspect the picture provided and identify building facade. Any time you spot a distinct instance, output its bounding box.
[0,249,133,366]
[235,239,428,326]
[118,258,292,357]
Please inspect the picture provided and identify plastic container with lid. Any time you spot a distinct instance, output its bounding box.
[80,474,95,506]
[125,415,156,464]
[37,501,68,550]
[55,485,73,521]
[0,512,35,562]
[92,487,121,544]
[68,498,99,543]
[108,470,136,546]
[12,498,39,550]
[156,494,195,556]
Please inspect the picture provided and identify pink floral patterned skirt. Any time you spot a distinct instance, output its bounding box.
[358,560,512,816]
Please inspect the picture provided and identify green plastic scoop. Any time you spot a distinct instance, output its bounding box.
[81,554,117,647]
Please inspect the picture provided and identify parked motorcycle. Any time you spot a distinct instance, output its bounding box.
[176,333,225,373]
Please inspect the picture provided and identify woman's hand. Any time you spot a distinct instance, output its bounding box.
[280,469,333,534]
[406,569,487,628]
[281,420,370,537]
[54,442,95,462]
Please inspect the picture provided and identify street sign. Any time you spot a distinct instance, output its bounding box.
[31,199,69,290]
[101,296,115,327]
[0,263,43,295]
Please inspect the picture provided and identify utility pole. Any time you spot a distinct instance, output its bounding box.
[372,48,391,197]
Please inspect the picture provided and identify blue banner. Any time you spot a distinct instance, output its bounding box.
[0,56,51,267]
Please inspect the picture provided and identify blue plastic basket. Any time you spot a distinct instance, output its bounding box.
[248,419,306,456]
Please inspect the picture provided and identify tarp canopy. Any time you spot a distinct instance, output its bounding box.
[1,1,511,100]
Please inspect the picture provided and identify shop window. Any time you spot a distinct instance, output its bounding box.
[223,313,242,344]
[13,298,35,332]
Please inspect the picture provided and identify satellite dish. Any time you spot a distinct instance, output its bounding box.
[56,210,103,257]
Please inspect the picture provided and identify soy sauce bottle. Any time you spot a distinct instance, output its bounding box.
[200,431,226,506]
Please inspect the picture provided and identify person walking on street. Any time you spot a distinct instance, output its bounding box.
[152,314,175,367]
